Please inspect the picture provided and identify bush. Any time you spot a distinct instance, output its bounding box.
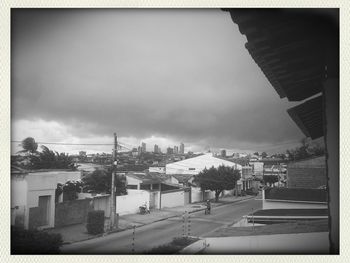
[11,226,63,254]
[86,210,105,235]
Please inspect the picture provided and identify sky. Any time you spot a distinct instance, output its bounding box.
[11,8,305,155]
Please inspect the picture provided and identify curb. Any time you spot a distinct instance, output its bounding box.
[62,195,257,245]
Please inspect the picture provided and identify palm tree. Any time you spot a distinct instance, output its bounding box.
[18,137,38,155]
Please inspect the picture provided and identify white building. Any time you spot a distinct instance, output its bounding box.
[166,153,243,175]
[11,167,81,230]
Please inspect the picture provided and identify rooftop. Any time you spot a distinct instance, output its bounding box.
[264,187,327,202]
[207,219,328,238]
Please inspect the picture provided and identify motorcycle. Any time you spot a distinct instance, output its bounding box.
[139,204,150,215]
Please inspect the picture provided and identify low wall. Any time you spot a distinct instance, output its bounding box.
[222,190,234,197]
[93,195,110,217]
[191,187,203,203]
[191,188,216,203]
[263,200,328,210]
[55,198,93,227]
[161,189,184,208]
[116,190,150,215]
[203,190,215,201]
[203,232,329,254]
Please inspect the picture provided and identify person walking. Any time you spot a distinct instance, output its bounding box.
[205,200,211,215]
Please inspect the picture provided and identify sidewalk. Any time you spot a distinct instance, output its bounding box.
[47,194,256,244]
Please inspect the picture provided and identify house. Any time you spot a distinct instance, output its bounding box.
[124,172,189,210]
[166,153,247,199]
[165,153,243,175]
[249,161,264,178]
[11,167,82,230]
[287,155,326,188]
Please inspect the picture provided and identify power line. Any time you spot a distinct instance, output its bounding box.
[11,140,114,146]
[11,140,133,149]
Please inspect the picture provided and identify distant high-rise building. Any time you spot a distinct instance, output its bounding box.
[141,142,146,153]
[154,144,159,153]
[167,147,174,155]
[221,149,227,158]
[174,146,179,154]
[180,143,185,154]
[137,146,142,155]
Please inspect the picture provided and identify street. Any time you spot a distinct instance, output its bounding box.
[61,198,261,254]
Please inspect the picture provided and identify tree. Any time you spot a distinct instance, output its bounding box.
[193,165,241,202]
[30,145,75,170]
[82,167,127,195]
[286,138,325,161]
[263,175,279,187]
[261,152,268,158]
[18,137,38,155]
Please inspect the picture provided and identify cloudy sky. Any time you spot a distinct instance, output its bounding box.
[11,8,305,155]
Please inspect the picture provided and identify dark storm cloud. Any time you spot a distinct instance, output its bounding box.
[11,8,303,149]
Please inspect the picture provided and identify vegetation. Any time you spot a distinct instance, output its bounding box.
[82,166,127,195]
[30,145,75,170]
[16,137,76,170]
[11,226,63,254]
[286,138,325,161]
[55,180,83,202]
[18,137,38,155]
[146,237,199,254]
[86,210,105,235]
[193,165,241,202]
[263,175,279,187]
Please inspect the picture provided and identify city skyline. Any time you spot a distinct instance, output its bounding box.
[12,9,304,156]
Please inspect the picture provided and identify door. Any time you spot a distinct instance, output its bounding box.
[38,195,50,226]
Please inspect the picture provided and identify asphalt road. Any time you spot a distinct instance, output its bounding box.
[61,198,261,254]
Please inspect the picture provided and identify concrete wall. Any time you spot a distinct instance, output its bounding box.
[222,190,234,197]
[263,200,328,210]
[92,195,111,217]
[161,190,185,208]
[116,190,150,215]
[202,232,329,254]
[191,187,203,203]
[203,190,215,201]
[287,167,326,188]
[55,198,93,227]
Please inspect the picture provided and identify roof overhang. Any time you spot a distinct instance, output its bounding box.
[287,95,324,139]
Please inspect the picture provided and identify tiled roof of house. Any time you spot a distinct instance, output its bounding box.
[265,187,327,202]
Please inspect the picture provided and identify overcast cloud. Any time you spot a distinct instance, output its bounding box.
[11,9,304,154]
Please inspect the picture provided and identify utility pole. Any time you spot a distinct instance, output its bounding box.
[110,132,117,229]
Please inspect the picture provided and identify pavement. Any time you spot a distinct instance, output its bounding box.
[46,194,256,244]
